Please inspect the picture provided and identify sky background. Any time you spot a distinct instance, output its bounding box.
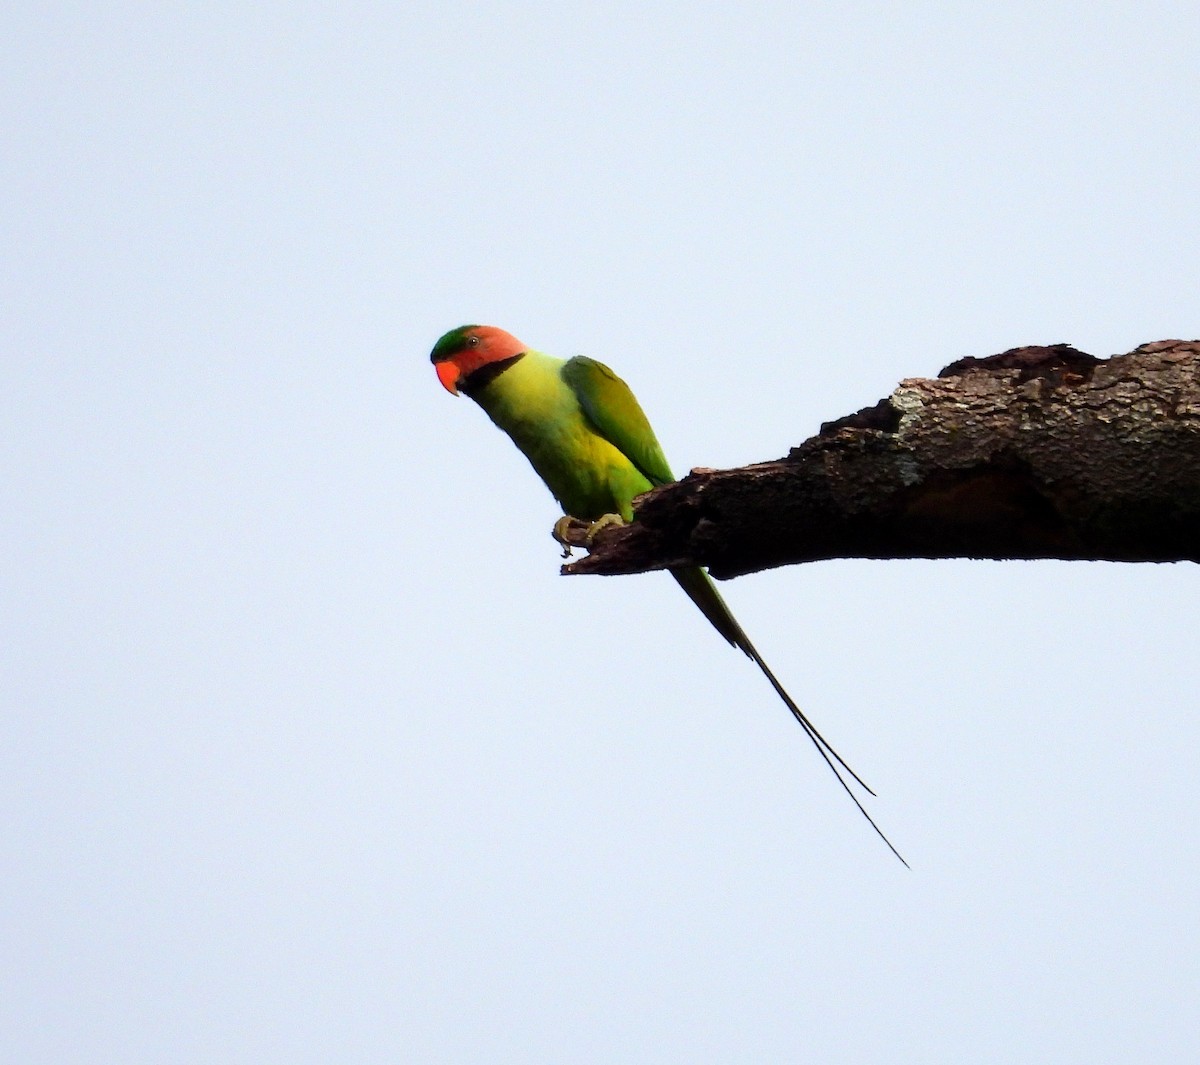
[4,2,1199,1062]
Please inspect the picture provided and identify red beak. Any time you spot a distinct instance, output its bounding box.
[435,360,461,395]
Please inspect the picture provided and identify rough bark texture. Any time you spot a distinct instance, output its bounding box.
[559,339,1200,580]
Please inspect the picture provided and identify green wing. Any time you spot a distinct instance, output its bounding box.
[561,356,675,486]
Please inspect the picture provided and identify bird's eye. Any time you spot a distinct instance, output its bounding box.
[468,335,480,346]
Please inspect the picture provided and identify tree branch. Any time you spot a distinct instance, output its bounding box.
[560,339,1200,580]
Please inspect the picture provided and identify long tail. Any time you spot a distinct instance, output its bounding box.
[670,566,908,867]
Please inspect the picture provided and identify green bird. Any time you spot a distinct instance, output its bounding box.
[431,324,904,863]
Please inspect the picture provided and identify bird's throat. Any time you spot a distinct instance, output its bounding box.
[459,353,525,398]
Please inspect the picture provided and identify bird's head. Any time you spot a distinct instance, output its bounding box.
[430,325,528,395]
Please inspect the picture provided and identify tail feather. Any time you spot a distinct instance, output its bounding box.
[670,566,908,867]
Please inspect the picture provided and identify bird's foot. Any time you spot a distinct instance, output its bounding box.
[552,513,627,557]
[584,512,626,546]
[552,515,577,558]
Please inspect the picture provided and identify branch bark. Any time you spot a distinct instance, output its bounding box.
[560,339,1200,580]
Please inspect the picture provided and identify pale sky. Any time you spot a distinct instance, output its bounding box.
[4,3,1199,1062]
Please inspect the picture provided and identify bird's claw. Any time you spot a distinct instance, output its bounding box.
[552,516,575,558]
[552,513,627,557]
[585,513,626,546]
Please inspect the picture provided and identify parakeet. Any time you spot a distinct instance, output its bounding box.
[431,324,904,864]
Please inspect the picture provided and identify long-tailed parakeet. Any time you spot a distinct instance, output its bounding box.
[431,324,903,863]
